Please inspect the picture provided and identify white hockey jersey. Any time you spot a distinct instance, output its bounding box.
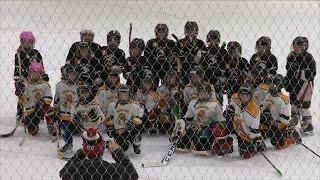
[254,83,269,107]
[96,84,122,114]
[72,99,105,130]
[19,80,52,117]
[184,99,225,127]
[134,90,158,113]
[107,100,144,130]
[230,94,261,140]
[54,81,79,121]
[183,82,216,105]
[263,92,290,124]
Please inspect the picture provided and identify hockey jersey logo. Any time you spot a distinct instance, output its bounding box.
[117,109,130,125]
[63,90,76,108]
[32,89,44,103]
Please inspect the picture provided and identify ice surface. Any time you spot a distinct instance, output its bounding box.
[0,0,319,179]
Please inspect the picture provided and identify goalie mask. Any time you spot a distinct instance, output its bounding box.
[118,85,130,105]
[268,74,284,96]
[238,82,253,107]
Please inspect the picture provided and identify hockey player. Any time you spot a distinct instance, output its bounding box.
[250,36,278,75]
[223,41,250,100]
[14,31,49,122]
[183,65,215,105]
[145,23,177,86]
[204,30,228,104]
[98,68,123,133]
[134,75,160,135]
[73,85,105,131]
[176,84,233,156]
[65,29,103,64]
[17,61,56,137]
[100,30,126,83]
[54,64,80,153]
[252,63,271,107]
[175,21,208,86]
[285,36,316,136]
[106,85,144,155]
[68,42,102,86]
[261,74,302,149]
[227,82,266,159]
[157,69,185,124]
[123,38,153,93]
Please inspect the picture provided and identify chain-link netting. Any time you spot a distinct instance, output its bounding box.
[0,0,320,179]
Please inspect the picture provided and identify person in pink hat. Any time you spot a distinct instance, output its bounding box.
[14,31,49,122]
[60,128,138,180]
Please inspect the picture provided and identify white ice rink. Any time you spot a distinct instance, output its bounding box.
[0,0,319,179]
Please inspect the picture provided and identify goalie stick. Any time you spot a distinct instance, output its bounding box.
[141,140,178,168]
[0,123,19,138]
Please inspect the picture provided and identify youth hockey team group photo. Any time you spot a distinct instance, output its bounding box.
[6,21,317,179]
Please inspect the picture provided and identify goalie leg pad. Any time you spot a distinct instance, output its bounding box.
[170,119,186,142]
[177,126,192,151]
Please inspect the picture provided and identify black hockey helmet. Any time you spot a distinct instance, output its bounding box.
[129,38,145,51]
[118,85,131,104]
[184,21,198,34]
[206,30,221,42]
[227,41,242,54]
[269,74,284,95]
[77,84,91,96]
[293,36,309,51]
[64,63,78,74]
[107,30,121,44]
[198,83,212,93]
[256,36,271,51]
[239,82,254,106]
[189,65,205,76]
[155,23,169,34]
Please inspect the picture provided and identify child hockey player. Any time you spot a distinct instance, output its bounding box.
[106,85,144,155]
[285,36,316,136]
[134,75,160,135]
[250,36,278,75]
[261,74,302,149]
[54,64,80,153]
[17,61,55,138]
[226,82,266,159]
[73,84,104,131]
[177,84,233,156]
[14,31,49,122]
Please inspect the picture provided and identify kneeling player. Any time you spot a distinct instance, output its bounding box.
[176,84,233,156]
[107,85,144,155]
[261,74,302,149]
[229,83,266,159]
[18,61,56,138]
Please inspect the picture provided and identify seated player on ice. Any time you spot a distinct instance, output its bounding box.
[106,85,144,155]
[17,61,56,138]
[225,82,266,159]
[60,128,138,180]
[176,84,233,156]
[97,67,123,134]
[54,64,80,154]
[72,84,105,131]
[134,74,161,135]
[260,74,302,149]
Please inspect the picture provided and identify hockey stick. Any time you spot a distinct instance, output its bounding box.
[129,23,132,44]
[171,34,182,73]
[142,141,177,168]
[260,152,283,176]
[298,142,320,159]
[54,122,62,160]
[171,33,179,42]
[0,124,19,138]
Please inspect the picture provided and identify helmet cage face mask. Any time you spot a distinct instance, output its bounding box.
[118,91,130,104]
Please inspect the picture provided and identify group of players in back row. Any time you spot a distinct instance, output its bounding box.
[13,21,316,159]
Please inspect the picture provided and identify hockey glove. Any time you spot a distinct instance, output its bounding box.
[254,137,266,152]
[88,109,98,122]
[15,81,25,96]
[125,120,135,131]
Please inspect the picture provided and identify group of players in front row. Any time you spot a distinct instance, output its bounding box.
[16,61,310,159]
[13,22,316,159]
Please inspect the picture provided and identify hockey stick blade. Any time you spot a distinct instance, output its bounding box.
[171,34,179,42]
[260,152,283,177]
[142,141,177,168]
[0,124,18,138]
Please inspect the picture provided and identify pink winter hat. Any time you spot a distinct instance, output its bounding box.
[20,31,35,42]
